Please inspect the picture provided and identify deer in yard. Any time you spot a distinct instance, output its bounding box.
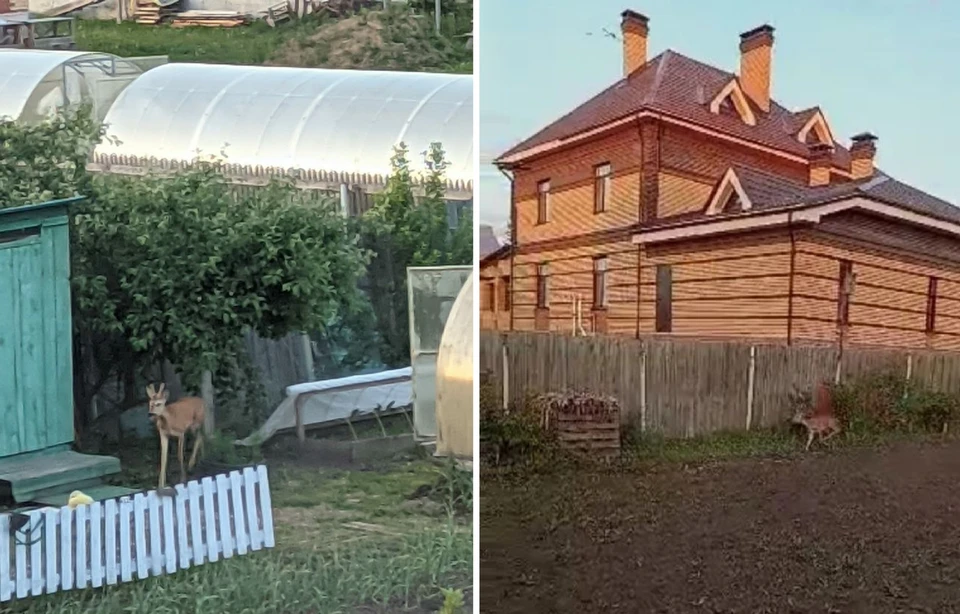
[146,383,206,488]
[791,410,842,451]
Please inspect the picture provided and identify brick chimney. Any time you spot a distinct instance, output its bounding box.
[621,10,649,76]
[809,143,832,187]
[850,132,878,180]
[739,25,774,113]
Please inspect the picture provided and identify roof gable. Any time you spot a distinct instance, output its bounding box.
[498,50,852,170]
[708,80,756,126]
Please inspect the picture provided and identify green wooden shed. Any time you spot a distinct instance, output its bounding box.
[0,198,123,504]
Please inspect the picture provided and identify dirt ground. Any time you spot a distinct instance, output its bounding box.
[481,440,960,613]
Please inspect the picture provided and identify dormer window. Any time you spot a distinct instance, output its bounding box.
[705,168,753,215]
[796,109,834,147]
[709,79,756,126]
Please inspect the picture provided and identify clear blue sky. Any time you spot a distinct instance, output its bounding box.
[478,0,960,232]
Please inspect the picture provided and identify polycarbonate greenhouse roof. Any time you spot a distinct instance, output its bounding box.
[0,50,91,120]
[94,63,473,189]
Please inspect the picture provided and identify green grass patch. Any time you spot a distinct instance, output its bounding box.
[8,452,470,613]
[75,19,301,64]
[8,526,470,614]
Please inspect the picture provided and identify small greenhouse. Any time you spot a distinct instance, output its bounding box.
[0,50,142,123]
[91,62,474,212]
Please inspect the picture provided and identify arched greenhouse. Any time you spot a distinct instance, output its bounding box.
[1,51,474,214]
[0,50,142,123]
[90,62,474,213]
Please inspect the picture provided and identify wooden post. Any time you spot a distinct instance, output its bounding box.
[434,0,441,34]
[501,341,509,410]
[639,344,647,432]
[834,271,856,385]
[745,345,756,430]
[295,396,305,444]
[300,333,314,382]
[200,371,215,435]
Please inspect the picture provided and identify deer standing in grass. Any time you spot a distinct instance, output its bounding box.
[146,384,206,488]
[792,410,842,451]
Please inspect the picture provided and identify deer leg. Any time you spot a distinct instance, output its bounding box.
[188,431,204,470]
[805,429,814,451]
[823,427,841,442]
[178,435,186,484]
[158,433,169,489]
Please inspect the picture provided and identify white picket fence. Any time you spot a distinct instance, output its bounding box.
[0,465,275,602]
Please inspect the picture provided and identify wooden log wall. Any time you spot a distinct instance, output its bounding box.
[480,331,960,438]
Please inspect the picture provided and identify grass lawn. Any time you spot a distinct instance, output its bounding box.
[9,441,471,614]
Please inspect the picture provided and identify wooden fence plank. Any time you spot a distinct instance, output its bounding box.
[133,494,148,579]
[90,502,103,588]
[216,474,234,558]
[257,465,276,548]
[14,522,26,598]
[29,510,43,595]
[161,495,176,575]
[44,509,58,593]
[147,492,162,577]
[243,467,263,551]
[202,478,219,563]
[75,506,88,589]
[119,498,133,583]
[174,484,190,570]
[104,499,119,585]
[59,507,73,591]
[230,471,249,556]
[0,513,10,601]
[188,481,205,565]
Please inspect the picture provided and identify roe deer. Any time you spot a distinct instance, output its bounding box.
[146,383,206,488]
[791,410,841,451]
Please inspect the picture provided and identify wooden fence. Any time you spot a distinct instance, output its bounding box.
[0,465,275,602]
[480,332,960,438]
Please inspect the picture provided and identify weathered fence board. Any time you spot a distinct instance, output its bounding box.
[0,466,274,602]
[481,332,960,439]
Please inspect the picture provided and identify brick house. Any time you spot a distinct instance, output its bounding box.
[482,9,960,350]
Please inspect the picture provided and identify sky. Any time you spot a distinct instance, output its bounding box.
[477,0,960,234]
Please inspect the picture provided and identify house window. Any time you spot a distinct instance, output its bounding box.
[593,256,608,308]
[485,281,496,312]
[927,276,938,333]
[837,260,854,326]
[536,263,549,308]
[537,180,551,224]
[501,275,511,311]
[655,264,672,333]
[594,163,612,213]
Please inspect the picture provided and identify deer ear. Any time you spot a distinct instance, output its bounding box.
[146,384,156,397]
[161,389,169,401]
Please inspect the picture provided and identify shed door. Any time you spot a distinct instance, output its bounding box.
[0,228,51,456]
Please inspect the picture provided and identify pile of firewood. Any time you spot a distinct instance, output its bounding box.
[170,9,248,27]
[133,0,181,24]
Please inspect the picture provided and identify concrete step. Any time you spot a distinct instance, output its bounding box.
[0,450,122,504]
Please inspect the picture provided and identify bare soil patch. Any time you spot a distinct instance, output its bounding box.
[481,439,960,613]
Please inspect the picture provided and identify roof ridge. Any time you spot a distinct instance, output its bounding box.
[643,49,672,105]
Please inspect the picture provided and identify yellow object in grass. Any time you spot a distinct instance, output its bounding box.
[67,490,94,509]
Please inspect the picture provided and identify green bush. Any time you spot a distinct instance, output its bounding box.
[479,377,553,466]
[833,373,960,435]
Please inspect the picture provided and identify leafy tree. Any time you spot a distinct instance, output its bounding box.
[361,142,472,366]
[0,106,102,209]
